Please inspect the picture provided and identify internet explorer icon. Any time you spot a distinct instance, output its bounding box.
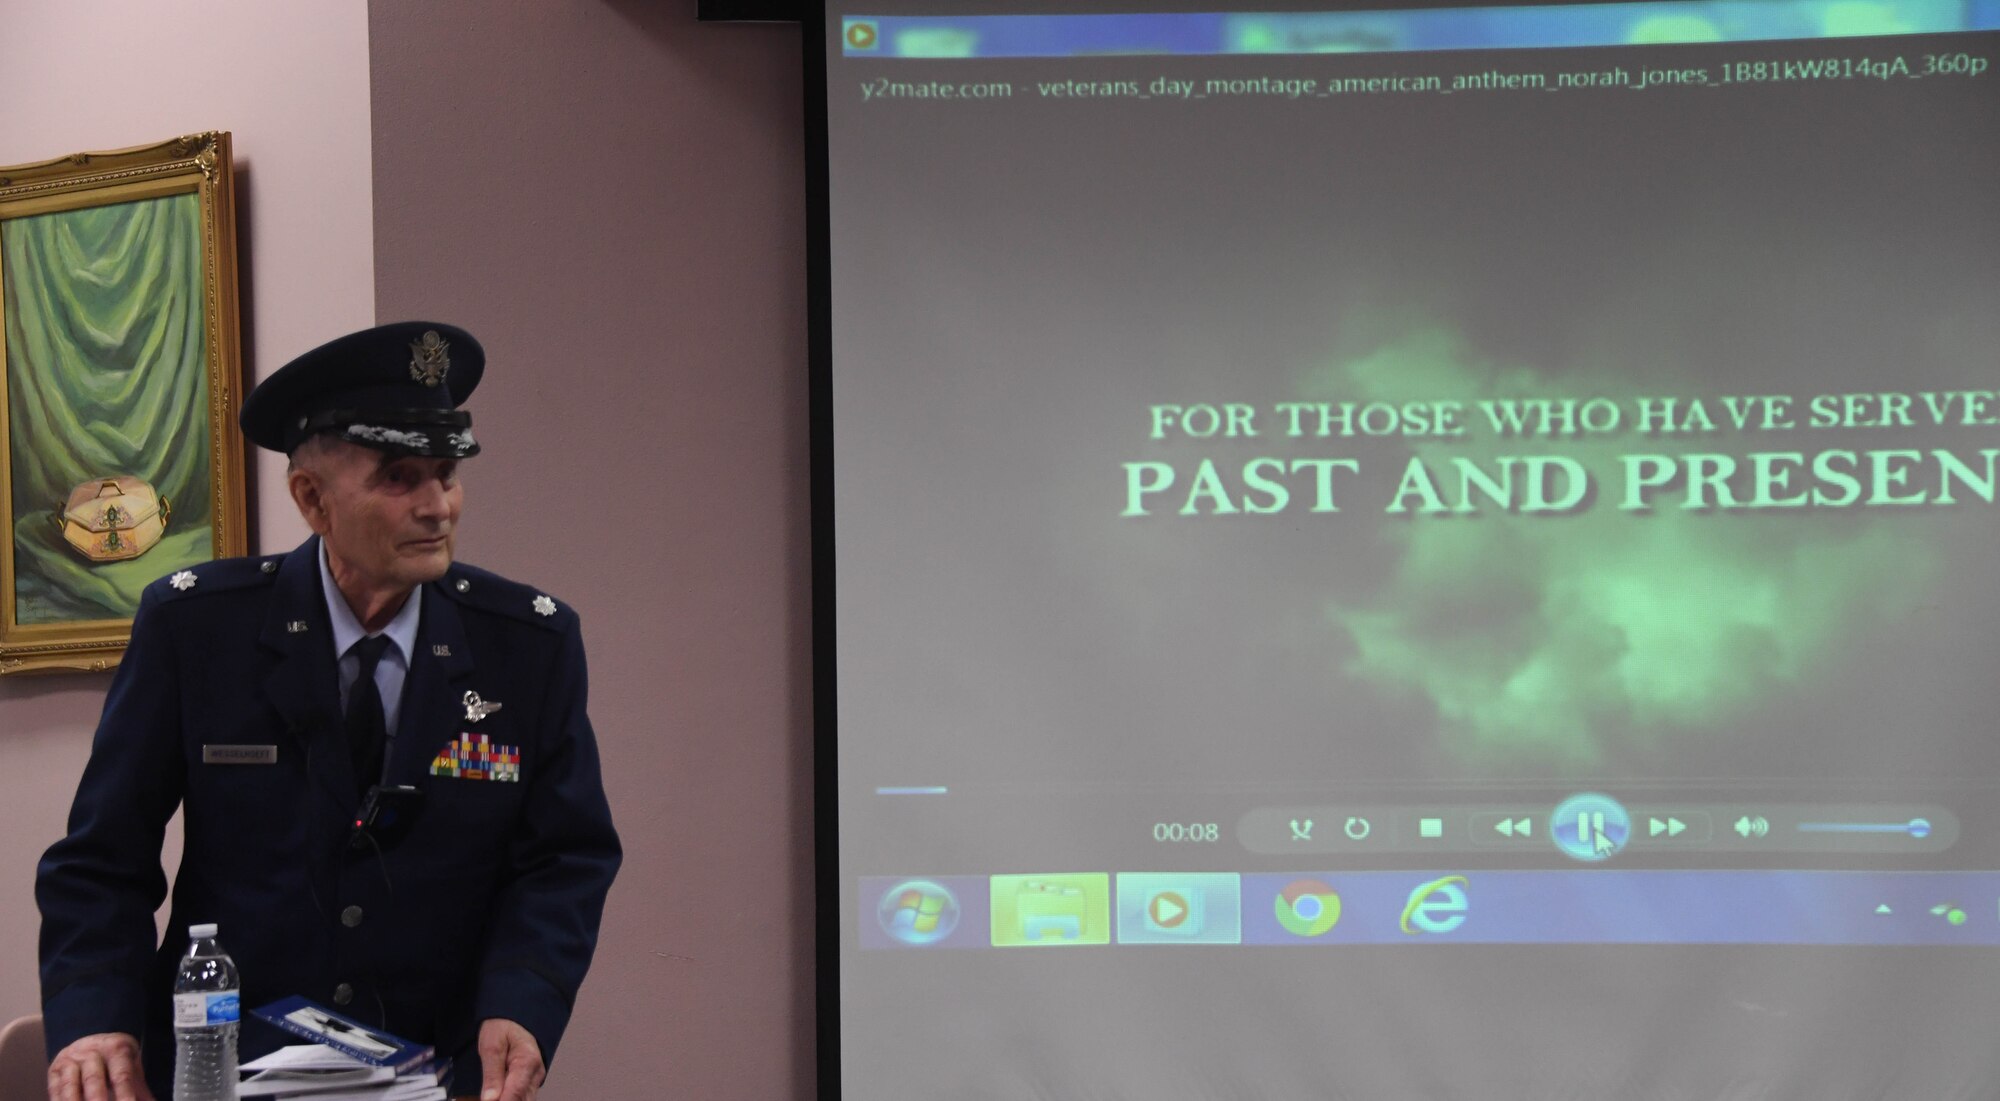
[1400,875,1469,935]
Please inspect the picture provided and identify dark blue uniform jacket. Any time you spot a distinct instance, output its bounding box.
[36,538,622,1093]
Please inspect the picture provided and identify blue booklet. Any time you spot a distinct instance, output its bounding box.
[249,996,435,1072]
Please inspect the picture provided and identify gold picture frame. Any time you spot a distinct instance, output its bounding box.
[0,133,246,674]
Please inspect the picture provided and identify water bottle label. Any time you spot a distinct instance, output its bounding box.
[173,991,240,1028]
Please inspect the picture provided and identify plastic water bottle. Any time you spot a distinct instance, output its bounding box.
[172,922,239,1101]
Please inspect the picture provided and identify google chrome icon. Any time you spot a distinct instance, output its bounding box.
[1274,879,1341,937]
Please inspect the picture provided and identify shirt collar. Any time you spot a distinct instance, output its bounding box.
[318,540,422,663]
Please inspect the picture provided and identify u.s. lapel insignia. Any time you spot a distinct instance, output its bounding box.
[462,690,502,723]
[169,570,197,591]
[532,595,556,617]
[432,644,452,658]
[286,620,310,634]
[428,733,520,782]
[409,330,450,387]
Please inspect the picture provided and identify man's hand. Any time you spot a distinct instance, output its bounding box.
[477,1018,544,1101]
[46,1032,152,1101]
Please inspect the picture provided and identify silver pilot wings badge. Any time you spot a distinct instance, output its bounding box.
[462,690,503,723]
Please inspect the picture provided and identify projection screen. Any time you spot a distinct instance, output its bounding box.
[817,2,2000,1096]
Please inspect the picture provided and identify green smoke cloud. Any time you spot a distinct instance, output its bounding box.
[1310,325,1932,769]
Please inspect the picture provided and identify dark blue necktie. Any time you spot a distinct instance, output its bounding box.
[345,635,392,800]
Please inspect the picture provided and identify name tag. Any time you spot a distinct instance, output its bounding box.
[203,744,277,765]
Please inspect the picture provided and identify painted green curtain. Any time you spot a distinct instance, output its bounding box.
[4,192,213,624]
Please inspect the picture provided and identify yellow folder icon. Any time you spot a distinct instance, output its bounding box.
[990,874,1110,946]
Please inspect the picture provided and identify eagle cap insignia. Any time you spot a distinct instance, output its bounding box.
[409,330,450,387]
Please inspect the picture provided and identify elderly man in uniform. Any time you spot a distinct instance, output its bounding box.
[36,322,621,1101]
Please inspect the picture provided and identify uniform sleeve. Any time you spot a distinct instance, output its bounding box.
[471,616,621,1064]
[36,584,188,1055]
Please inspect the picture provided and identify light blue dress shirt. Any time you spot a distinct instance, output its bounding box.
[319,541,422,775]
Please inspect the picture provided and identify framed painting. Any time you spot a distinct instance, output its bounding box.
[0,133,246,674]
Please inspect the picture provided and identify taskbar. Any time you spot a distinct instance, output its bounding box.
[860,869,2000,949]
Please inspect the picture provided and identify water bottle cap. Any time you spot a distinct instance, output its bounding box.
[188,922,218,939]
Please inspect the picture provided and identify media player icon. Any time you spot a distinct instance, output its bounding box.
[1144,889,1202,935]
[1115,874,1241,944]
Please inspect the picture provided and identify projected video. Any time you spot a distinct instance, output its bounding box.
[823,1,2000,1095]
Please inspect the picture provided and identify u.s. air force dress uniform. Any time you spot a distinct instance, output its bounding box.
[35,322,621,1094]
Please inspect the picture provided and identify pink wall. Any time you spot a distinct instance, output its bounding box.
[0,0,375,1035]
[367,3,813,1098]
[3,4,809,1094]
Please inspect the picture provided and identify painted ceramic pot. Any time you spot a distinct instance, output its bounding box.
[53,476,171,563]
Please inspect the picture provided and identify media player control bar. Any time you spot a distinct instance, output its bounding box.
[1237,802,1958,856]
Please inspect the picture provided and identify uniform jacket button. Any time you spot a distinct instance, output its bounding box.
[340,905,364,928]
[333,982,354,1006]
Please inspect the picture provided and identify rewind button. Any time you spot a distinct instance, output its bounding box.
[1469,813,1538,846]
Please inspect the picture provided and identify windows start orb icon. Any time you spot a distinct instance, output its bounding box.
[878,879,961,946]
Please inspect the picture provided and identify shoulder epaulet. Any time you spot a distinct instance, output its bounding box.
[150,553,286,601]
[438,562,573,630]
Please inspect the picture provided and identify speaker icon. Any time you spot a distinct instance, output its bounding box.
[1734,815,1770,839]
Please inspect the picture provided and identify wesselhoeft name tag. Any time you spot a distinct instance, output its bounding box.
[203,744,277,764]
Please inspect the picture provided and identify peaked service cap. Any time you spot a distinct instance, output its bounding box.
[240,321,485,458]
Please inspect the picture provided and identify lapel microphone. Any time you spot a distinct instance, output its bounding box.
[350,784,424,851]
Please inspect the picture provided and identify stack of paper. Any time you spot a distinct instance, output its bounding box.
[239,1045,448,1101]
[242,995,451,1101]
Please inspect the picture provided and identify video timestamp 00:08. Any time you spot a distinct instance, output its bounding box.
[1154,822,1222,842]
